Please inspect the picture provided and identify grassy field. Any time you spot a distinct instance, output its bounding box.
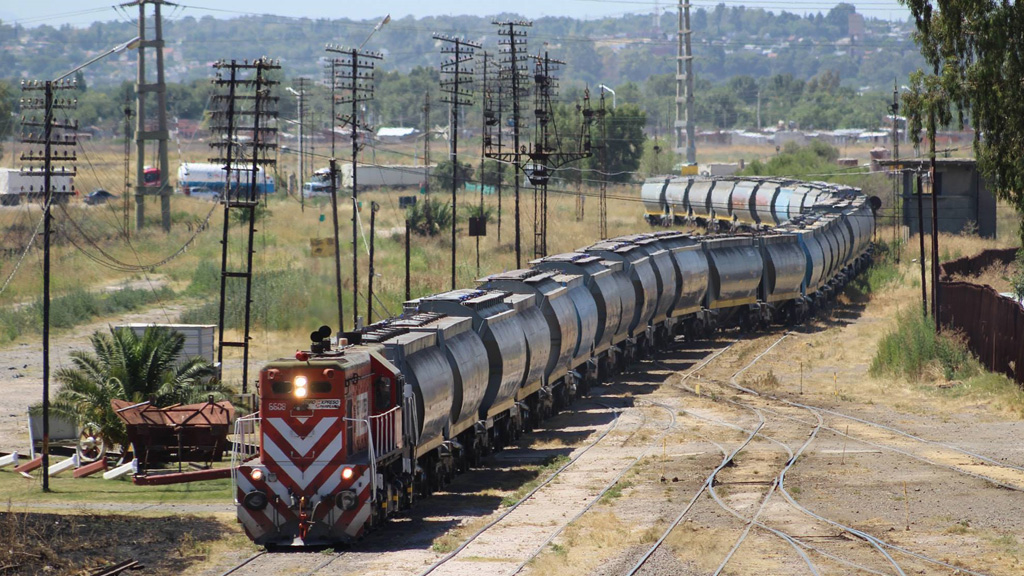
[1,137,1019,389]
[0,472,232,505]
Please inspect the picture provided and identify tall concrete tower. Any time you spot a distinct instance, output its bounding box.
[128,0,171,231]
[674,1,696,164]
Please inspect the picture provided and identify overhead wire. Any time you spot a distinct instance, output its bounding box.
[0,197,51,300]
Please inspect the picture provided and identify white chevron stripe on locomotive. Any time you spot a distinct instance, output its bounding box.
[236,474,277,536]
[263,434,343,491]
[345,499,373,537]
[266,417,339,456]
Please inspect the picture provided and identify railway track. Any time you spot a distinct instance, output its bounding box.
[216,549,347,575]
[624,331,1002,576]
[217,330,1018,576]
[417,395,676,576]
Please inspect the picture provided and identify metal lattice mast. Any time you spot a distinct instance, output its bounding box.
[478,50,491,276]
[483,65,504,243]
[126,0,172,231]
[209,57,279,395]
[326,43,382,330]
[674,0,696,163]
[21,77,78,491]
[489,20,531,268]
[597,91,609,239]
[525,52,594,256]
[435,33,479,290]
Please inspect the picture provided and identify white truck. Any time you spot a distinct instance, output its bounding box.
[0,168,75,206]
[339,163,432,189]
[177,162,275,199]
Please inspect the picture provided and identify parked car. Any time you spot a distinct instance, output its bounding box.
[84,189,116,205]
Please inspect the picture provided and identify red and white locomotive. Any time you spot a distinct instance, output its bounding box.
[233,326,409,544]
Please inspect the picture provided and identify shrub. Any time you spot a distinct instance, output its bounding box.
[870,308,980,382]
[405,196,453,237]
[1011,248,1024,301]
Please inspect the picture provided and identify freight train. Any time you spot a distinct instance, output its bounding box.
[232,176,877,546]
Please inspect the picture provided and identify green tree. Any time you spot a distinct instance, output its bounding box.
[903,0,1024,238]
[0,80,11,162]
[431,158,475,192]
[591,102,646,183]
[741,141,841,179]
[480,159,508,188]
[51,326,228,453]
[640,137,675,177]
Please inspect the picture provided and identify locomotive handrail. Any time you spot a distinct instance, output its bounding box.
[230,412,260,502]
[344,405,402,502]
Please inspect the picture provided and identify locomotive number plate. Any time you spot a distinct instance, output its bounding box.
[267,402,287,412]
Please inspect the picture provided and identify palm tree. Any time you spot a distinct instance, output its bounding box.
[51,326,231,453]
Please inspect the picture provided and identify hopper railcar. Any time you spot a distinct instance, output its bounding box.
[233,179,878,546]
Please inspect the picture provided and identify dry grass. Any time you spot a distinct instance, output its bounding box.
[663,521,733,572]
[526,511,636,576]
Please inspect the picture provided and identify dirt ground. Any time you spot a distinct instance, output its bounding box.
[0,301,187,456]
[2,275,1024,575]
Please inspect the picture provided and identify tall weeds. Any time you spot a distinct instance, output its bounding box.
[870,308,979,382]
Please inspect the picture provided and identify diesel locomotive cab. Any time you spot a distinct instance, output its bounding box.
[234,326,405,545]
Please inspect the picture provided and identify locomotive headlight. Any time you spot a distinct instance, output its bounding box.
[341,466,355,481]
[294,375,308,398]
[250,468,263,482]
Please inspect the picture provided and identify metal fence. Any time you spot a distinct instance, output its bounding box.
[940,248,1017,279]
[938,248,1024,386]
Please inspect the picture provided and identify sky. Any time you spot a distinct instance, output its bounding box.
[1,0,912,28]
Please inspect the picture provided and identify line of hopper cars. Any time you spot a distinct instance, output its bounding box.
[232,177,879,546]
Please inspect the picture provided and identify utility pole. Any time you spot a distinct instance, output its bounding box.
[916,170,927,316]
[288,79,306,212]
[496,84,503,242]
[327,42,383,330]
[367,201,380,323]
[479,50,490,275]
[598,90,609,239]
[122,98,132,240]
[891,79,901,263]
[329,158,344,333]
[21,78,78,491]
[127,0,172,232]
[929,106,940,330]
[422,90,431,193]
[210,57,280,395]
[24,35,138,492]
[675,0,697,164]
[530,51,563,257]
[435,33,480,290]
[422,90,433,233]
[527,52,593,256]
[405,219,411,301]
[491,20,531,268]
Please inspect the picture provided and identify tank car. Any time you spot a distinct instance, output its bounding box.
[641,177,671,226]
[478,269,582,408]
